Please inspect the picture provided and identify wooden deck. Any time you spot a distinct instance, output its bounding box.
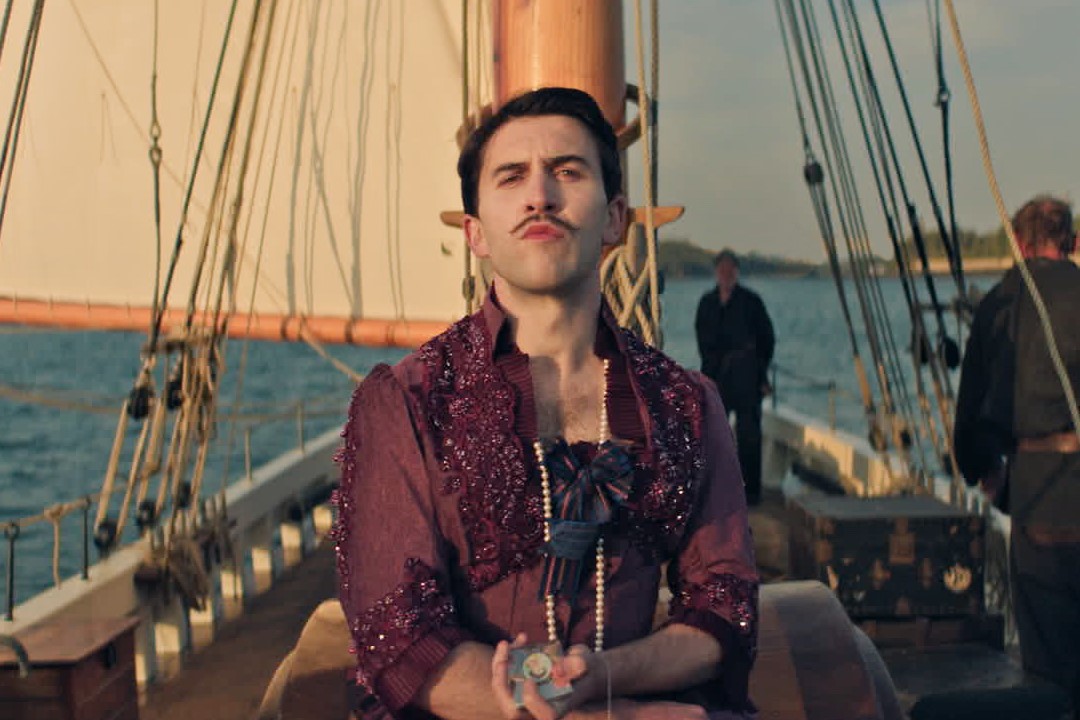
[138,491,1041,719]
[141,542,336,719]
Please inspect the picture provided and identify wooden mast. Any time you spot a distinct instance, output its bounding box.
[492,0,625,128]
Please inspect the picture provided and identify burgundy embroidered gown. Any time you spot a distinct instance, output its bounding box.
[333,295,760,719]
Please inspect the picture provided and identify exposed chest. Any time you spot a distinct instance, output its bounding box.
[532,362,606,443]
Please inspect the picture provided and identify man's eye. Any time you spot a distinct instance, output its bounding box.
[498,173,522,186]
[556,168,581,179]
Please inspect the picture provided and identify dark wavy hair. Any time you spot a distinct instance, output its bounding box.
[457,87,622,216]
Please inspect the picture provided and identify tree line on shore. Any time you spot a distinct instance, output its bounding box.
[661,219,1080,278]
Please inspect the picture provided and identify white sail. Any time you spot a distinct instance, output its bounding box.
[0,0,489,333]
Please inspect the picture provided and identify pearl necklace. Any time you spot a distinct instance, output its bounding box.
[532,358,610,653]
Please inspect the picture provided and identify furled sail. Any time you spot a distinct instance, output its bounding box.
[0,0,488,345]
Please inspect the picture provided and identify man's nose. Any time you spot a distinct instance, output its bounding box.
[524,172,559,214]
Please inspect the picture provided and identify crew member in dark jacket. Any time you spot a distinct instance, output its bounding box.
[954,195,1080,718]
[695,249,775,506]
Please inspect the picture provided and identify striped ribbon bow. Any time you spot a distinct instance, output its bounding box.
[538,439,633,600]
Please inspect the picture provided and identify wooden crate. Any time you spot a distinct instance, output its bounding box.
[788,494,985,618]
[0,616,140,720]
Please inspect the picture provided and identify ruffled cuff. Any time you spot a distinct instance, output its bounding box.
[373,626,475,714]
[666,609,753,710]
[666,573,759,711]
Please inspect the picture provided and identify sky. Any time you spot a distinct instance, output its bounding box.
[629,0,1080,262]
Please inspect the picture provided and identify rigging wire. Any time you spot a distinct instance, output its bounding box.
[631,0,658,330]
[941,0,1080,447]
[829,0,937,425]
[926,0,963,304]
[836,1,942,465]
[148,0,241,353]
[347,0,381,318]
[843,1,957,397]
[605,3,663,342]
[63,0,191,200]
[0,0,45,243]
[286,0,318,315]
[221,0,303,492]
[303,0,348,317]
[833,0,961,486]
[388,0,406,319]
[810,0,933,477]
[149,0,164,341]
[0,0,15,71]
[773,0,882,450]
[180,0,276,525]
[871,0,965,301]
[0,379,344,418]
[781,0,914,465]
[833,0,946,386]
[460,0,474,313]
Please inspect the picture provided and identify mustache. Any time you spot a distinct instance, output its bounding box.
[512,213,578,235]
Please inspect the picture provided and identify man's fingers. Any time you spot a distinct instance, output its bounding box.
[490,641,519,719]
[551,652,588,684]
[510,632,528,649]
[521,679,557,720]
[638,701,708,720]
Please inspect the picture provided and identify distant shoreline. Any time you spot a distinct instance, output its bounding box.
[659,238,1015,279]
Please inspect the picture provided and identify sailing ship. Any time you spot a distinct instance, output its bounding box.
[0,0,1072,717]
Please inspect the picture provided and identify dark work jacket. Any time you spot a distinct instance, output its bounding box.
[954,259,1080,527]
[694,284,775,410]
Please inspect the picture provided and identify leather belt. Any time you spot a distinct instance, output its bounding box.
[1024,526,1080,545]
[1016,431,1080,453]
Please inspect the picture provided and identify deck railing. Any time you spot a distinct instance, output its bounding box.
[0,420,341,687]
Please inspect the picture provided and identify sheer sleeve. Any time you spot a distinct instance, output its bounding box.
[665,372,759,708]
[333,364,474,716]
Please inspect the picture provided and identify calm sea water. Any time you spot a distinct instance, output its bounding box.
[0,274,982,603]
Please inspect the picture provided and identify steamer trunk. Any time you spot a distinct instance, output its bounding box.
[788,494,984,618]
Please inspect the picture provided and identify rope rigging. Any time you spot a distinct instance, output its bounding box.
[0,0,45,250]
[773,0,883,452]
[827,0,955,483]
[779,0,921,475]
[848,1,958,376]
[145,0,241,359]
[834,0,964,489]
[599,0,663,347]
[149,0,163,333]
[775,0,1004,488]
[0,0,15,67]
[926,0,964,303]
[941,0,1080,453]
[871,0,966,303]
[68,0,368,592]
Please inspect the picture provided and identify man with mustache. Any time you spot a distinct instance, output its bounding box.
[334,87,758,720]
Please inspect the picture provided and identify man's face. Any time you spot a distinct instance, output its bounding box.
[463,115,626,297]
[715,257,739,290]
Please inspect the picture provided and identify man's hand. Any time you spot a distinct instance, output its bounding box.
[568,699,708,719]
[979,461,1006,504]
[491,634,591,720]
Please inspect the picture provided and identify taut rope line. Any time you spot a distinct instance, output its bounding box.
[941,0,1080,445]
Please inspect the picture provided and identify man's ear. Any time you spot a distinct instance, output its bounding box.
[463,214,490,258]
[602,195,629,249]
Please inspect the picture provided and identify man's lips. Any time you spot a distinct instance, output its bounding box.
[521,222,565,241]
